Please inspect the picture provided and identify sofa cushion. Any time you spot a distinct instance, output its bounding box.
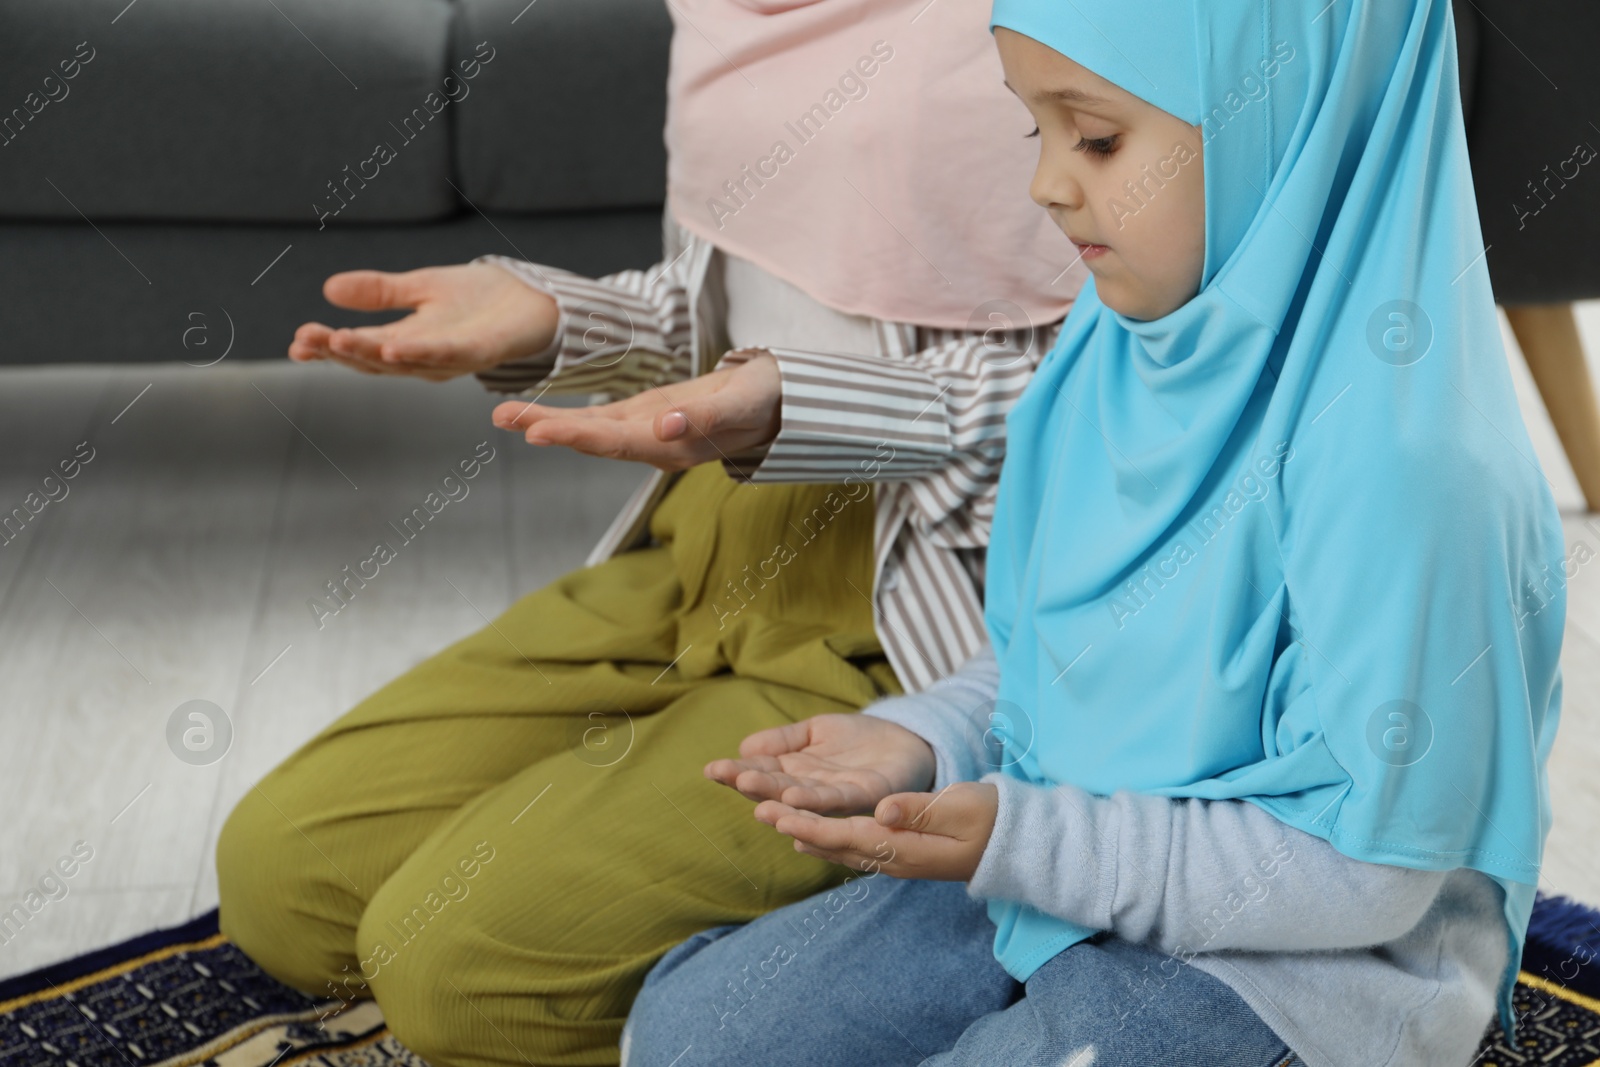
[1453,0,1600,304]
[0,0,461,223]
[452,0,671,213]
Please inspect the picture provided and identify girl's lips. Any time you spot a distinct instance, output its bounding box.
[1072,240,1109,260]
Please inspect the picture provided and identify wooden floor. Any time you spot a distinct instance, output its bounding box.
[1,305,1597,981]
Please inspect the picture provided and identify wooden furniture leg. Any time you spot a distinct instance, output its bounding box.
[1506,302,1600,513]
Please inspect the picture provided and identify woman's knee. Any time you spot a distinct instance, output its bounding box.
[355,871,716,1066]
[216,785,357,996]
[355,915,619,1066]
[352,873,557,1065]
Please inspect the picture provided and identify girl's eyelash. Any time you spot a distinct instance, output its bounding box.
[1020,128,1121,159]
[1075,134,1120,158]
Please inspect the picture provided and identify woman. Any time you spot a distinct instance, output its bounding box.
[215,2,1083,1065]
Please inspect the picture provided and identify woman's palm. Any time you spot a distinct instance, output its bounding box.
[288,262,558,378]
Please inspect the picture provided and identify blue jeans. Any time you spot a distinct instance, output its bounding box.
[621,875,1300,1067]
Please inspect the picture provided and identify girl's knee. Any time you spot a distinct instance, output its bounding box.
[623,927,760,1067]
[624,971,724,1067]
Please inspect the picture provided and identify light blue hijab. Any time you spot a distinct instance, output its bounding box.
[984,0,1566,1034]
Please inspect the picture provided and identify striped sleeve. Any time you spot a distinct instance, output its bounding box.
[712,322,1058,550]
[716,435,777,485]
[472,253,694,402]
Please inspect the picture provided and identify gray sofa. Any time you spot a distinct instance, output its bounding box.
[3,1,1596,369]
[1452,0,1600,511]
[0,0,673,365]
[1453,0,1600,305]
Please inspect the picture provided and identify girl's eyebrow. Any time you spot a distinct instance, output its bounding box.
[1041,87,1112,105]
[1001,81,1112,107]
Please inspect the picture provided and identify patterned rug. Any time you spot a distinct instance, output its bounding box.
[1484,893,1600,1066]
[1,895,1597,1066]
[0,912,423,1067]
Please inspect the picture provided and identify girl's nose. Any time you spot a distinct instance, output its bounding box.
[1030,156,1085,213]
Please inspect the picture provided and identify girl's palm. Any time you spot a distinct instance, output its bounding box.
[705,714,936,816]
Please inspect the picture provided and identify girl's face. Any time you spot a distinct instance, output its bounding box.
[996,28,1206,321]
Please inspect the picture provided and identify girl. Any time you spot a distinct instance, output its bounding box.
[218,2,1082,1065]
[622,0,1567,1064]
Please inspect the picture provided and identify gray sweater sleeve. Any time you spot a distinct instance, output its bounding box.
[969,775,1448,954]
[859,641,1448,955]
[861,645,1000,791]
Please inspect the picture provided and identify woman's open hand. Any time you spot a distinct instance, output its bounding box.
[288,261,559,379]
[705,713,936,816]
[491,352,782,471]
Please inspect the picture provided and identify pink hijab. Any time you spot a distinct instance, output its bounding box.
[665,0,1082,330]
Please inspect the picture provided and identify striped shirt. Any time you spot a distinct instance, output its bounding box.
[475,211,1065,694]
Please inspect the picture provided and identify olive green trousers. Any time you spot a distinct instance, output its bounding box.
[215,460,902,1067]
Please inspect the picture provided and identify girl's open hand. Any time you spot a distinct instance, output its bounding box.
[491,352,781,471]
[705,713,936,816]
[757,782,999,882]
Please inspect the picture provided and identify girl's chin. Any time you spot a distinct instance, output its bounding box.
[1096,279,1164,322]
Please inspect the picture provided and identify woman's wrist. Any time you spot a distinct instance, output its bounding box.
[749,352,783,445]
[475,257,563,368]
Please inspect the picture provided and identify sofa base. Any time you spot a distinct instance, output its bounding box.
[0,207,663,366]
